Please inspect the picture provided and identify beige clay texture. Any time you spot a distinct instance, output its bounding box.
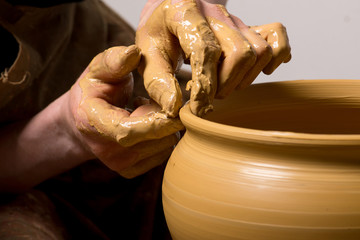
[163,79,360,240]
[136,0,221,117]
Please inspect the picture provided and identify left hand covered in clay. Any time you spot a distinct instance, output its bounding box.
[67,45,184,178]
[136,0,291,117]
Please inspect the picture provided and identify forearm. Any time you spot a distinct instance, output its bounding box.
[0,92,93,192]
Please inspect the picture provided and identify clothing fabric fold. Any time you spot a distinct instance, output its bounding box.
[0,1,170,239]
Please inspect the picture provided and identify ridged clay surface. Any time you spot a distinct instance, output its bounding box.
[162,79,360,240]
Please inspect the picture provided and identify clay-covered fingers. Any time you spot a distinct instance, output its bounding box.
[136,0,291,117]
[77,44,184,148]
[199,2,273,97]
[230,15,273,89]
[198,2,291,96]
[250,22,291,74]
[79,45,141,108]
[136,0,222,117]
[206,16,256,97]
[88,45,141,84]
[200,2,256,97]
[136,2,184,118]
[139,55,183,118]
[70,45,184,177]
[166,0,222,116]
[80,98,183,147]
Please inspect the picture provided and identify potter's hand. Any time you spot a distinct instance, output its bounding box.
[68,45,183,178]
[249,23,292,74]
[136,0,291,117]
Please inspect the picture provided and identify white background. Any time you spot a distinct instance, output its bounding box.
[103,0,360,83]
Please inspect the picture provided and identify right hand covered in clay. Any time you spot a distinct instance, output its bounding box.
[67,45,184,178]
[136,0,291,117]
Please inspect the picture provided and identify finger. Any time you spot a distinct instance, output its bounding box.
[79,48,136,108]
[208,18,256,97]
[166,0,222,116]
[283,53,292,63]
[142,63,183,118]
[251,23,291,74]
[200,2,257,97]
[136,19,183,118]
[230,15,273,89]
[263,23,291,74]
[119,147,174,179]
[116,112,184,147]
[88,45,141,83]
[80,98,184,147]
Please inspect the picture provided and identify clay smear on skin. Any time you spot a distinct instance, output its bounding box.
[250,23,291,74]
[79,79,181,146]
[136,0,221,117]
[206,16,255,96]
[77,47,182,147]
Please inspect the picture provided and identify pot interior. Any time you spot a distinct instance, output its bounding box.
[205,80,360,134]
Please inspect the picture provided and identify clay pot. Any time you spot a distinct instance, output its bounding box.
[162,79,360,240]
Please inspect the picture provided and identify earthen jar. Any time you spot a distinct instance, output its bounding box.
[162,79,360,240]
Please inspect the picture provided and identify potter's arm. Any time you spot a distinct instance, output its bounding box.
[0,93,92,193]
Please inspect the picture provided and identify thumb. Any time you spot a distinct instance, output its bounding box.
[88,45,141,83]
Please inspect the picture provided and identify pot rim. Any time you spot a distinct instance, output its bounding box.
[180,79,360,146]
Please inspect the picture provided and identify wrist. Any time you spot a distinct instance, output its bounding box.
[60,91,95,162]
[0,91,95,192]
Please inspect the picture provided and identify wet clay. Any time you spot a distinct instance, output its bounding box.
[251,23,291,74]
[136,1,291,115]
[136,0,221,117]
[130,101,162,117]
[206,16,291,94]
[78,46,183,147]
[162,79,360,239]
[205,16,257,97]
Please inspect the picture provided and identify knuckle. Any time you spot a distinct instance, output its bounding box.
[256,43,273,59]
[193,25,222,58]
[273,22,287,31]
[104,47,125,74]
[278,43,291,57]
[233,44,257,66]
[195,35,222,57]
